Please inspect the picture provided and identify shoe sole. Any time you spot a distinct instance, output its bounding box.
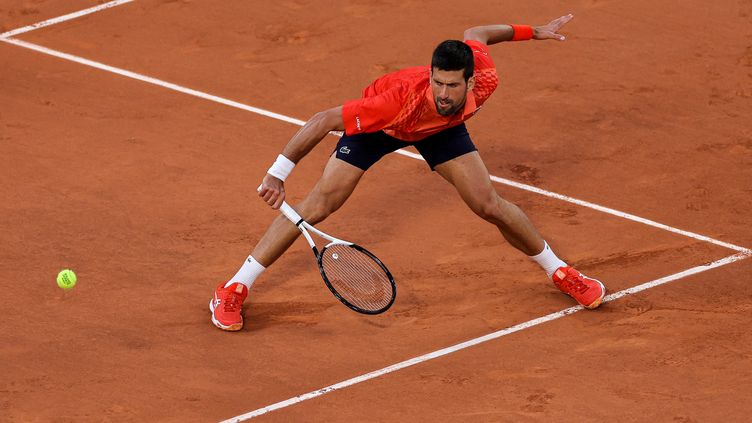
[583,279,607,310]
[208,298,243,331]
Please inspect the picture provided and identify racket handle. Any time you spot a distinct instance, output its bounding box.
[279,202,304,225]
[257,185,305,225]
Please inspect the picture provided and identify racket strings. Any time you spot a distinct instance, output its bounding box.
[320,244,393,312]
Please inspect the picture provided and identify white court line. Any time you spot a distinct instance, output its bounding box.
[0,0,134,39]
[489,174,750,253]
[397,149,750,254]
[0,37,306,127]
[223,251,750,421]
[1,36,749,256]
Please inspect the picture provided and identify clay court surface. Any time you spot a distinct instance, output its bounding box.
[2,0,751,421]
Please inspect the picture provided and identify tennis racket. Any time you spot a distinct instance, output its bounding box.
[279,201,396,314]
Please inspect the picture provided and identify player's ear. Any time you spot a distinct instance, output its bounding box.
[467,75,476,92]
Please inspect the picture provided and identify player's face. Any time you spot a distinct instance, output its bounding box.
[430,68,475,116]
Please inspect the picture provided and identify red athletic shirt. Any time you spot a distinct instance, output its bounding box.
[341,40,499,142]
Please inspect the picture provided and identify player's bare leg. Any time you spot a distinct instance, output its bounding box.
[434,151,605,308]
[210,155,364,331]
[434,151,544,256]
[252,155,365,267]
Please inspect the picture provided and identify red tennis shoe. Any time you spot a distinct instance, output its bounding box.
[209,282,248,331]
[552,266,606,309]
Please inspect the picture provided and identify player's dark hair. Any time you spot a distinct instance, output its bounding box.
[431,40,474,81]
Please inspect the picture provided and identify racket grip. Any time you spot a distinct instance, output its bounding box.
[257,184,304,225]
[279,202,304,225]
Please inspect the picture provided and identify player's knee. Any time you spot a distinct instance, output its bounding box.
[304,201,337,225]
[471,197,500,222]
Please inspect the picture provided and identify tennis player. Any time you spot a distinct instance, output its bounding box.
[210,14,606,331]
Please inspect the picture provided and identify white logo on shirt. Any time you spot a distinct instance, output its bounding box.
[339,146,351,154]
[355,116,362,131]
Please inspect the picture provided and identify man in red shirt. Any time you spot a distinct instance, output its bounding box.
[210,14,606,331]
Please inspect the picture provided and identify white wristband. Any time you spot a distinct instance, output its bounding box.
[267,154,295,181]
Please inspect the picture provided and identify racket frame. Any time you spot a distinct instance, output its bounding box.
[279,202,396,314]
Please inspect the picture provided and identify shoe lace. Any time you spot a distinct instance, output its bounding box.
[223,291,242,313]
[563,272,590,294]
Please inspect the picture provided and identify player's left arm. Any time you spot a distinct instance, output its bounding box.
[463,14,573,45]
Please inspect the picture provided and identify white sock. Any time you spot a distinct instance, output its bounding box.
[529,241,567,279]
[225,255,266,289]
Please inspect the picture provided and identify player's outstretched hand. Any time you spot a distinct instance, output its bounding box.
[534,14,573,41]
[259,174,285,209]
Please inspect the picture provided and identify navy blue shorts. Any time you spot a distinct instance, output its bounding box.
[334,123,477,171]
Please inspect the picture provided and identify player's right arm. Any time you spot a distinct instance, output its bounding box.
[259,106,344,209]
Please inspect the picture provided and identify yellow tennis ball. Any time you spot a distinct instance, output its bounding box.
[57,269,77,290]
